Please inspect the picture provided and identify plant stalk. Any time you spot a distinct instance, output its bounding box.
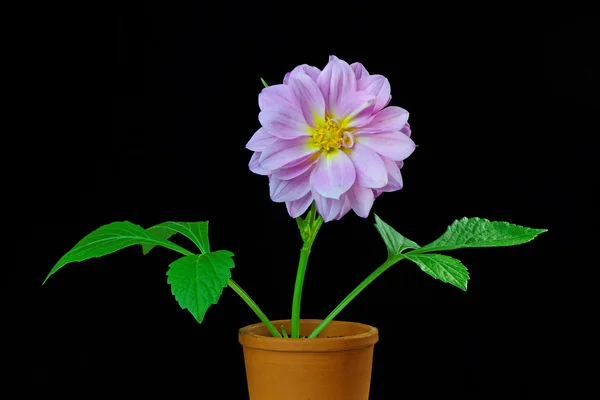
[291,247,311,338]
[308,257,403,338]
[227,279,281,338]
[291,205,323,338]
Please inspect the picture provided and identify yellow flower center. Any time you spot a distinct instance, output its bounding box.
[312,116,354,152]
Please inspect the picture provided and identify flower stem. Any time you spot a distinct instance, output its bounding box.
[291,247,311,338]
[291,204,323,338]
[227,278,282,338]
[308,256,404,338]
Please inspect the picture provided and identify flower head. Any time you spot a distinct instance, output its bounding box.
[247,55,415,222]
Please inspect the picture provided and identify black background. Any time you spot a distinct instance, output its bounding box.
[7,7,596,399]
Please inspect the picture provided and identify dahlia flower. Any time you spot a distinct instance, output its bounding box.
[247,55,415,222]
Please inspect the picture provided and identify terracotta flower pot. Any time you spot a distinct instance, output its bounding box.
[238,319,379,400]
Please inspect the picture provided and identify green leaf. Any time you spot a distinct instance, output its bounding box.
[419,217,547,252]
[296,202,320,242]
[144,221,210,254]
[374,214,420,258]
[142,227,177,255]
[44,221,192,285]
[296,214,310,241]
[260,77,268,88]
[166,250,235,324]
[404,253,469,291]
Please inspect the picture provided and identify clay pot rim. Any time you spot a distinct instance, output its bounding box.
[239,319,379,352]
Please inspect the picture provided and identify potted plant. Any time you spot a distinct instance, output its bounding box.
[43,55,546,400]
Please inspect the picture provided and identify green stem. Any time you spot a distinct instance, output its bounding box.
[291,206,323,338]
[308,256,404,338]
[228,279,282,338]
[168,245,281,338]
[291,247,311,338]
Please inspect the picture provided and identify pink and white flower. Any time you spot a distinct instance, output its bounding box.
[247,55,415,222]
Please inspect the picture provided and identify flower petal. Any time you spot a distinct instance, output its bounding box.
[310,150,356,199]
[270,171,311,202]
[347,184,375,218]
[313,190,345,222]
[286,191,313,218]
[258,84,295,111]
[358,74,391,114]
[347,143,388,189]
[335,91,376,128]
[259,137,318,170]
[249,152,270,175]
[284,64,321,84]
[356,106,409,134]
[303,66,321,83]
[259,106,311,139]
[350,62,369,80]
[317,55,357,116]
[400,122,411,137]
[272,153,319,180]
[378,156,404,192]
[289,72,326,129]
[246,127,278,152]
[356,131,416,161]
[335,195,352,220]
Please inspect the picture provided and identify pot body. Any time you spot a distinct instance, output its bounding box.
[238,319,378,400]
